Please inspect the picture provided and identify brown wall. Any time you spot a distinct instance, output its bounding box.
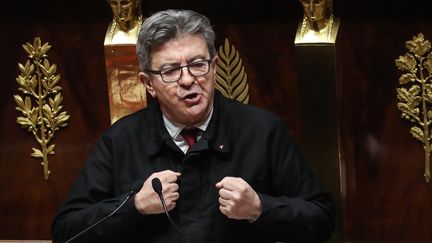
[338,19,432,242]
[0,0,431,241]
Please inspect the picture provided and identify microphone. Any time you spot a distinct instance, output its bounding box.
[64,180,143,243]
[151,177,189,243]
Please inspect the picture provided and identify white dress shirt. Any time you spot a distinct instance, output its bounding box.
[162,108,213,154]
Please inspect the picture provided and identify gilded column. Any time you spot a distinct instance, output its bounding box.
[104,0,146,124]
[295,0,342,241]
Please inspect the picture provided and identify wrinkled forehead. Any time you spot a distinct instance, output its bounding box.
[150,35,209,63]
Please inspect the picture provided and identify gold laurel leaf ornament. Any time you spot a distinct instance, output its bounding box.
[395,33,432,183]
[14,37,70,180]
[216,38,249,104]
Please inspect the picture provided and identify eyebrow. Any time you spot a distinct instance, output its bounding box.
[156,54,208,70]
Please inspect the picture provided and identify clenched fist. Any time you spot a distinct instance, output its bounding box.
[134,170,181,215]
[215,177,262,222]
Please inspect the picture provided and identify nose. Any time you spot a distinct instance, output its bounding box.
[114,5,122,16]
[308,3,315,14]
[177,66,195,86]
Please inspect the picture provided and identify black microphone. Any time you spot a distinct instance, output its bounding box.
[151,177,189,243]
[64,180,143,243]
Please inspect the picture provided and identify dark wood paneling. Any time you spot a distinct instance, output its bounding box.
[338,20,432,242]
[0,15,111,239]
[214,22,302,139]
[1,0,432,241]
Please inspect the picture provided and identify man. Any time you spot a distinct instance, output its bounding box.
[52,9,336,243]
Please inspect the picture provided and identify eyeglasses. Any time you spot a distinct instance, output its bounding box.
[146,59,213,83]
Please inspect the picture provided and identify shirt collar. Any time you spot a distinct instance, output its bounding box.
[145,91,230,155]
[162,107,213,141]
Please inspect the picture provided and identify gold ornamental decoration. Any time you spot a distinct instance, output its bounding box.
[14,37,70,180]
[216,38,249,104]
[395,33,432,183]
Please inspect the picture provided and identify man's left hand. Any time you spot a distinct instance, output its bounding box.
[215,177,262,222]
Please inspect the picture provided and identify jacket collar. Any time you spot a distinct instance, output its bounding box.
[145,102,173,155]
[204,91,231,153]
[145,91,231,156]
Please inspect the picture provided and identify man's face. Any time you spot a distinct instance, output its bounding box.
[140,34,217,126]
[108,0,136,22]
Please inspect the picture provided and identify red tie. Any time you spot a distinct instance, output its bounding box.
[181,128,198,147]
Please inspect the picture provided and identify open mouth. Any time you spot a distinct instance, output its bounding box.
[185,93,198,100]
[183,93,201,105]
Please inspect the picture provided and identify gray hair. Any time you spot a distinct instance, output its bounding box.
[136,9,216,72]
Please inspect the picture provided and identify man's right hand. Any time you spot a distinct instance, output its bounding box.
[134,170,181,215]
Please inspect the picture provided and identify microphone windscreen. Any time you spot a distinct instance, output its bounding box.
[131,180,144,193]
[152,177,163,193]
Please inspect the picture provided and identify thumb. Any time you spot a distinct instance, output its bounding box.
[215,181,223,189]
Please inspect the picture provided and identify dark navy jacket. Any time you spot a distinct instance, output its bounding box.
[52,91,335,243]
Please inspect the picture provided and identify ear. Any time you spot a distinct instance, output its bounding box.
[139,72,156,98]
[212,55,219,76]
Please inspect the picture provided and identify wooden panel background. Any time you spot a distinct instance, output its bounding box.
[0,0,431,241]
